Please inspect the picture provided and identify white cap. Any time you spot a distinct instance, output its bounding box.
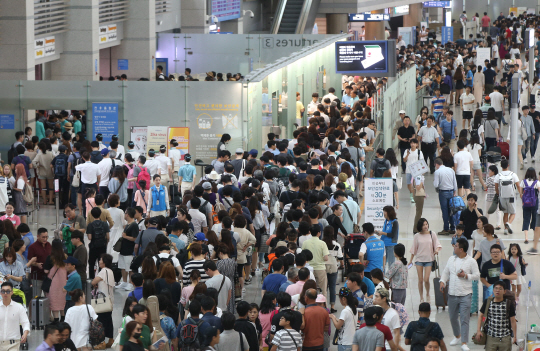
[399,110,406,114]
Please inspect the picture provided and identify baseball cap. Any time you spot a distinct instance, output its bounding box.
[184,153,191,162]
[100,148,109,156]
[64,256,79,265]
[249,149,258,157]
[315,294,327,303]
[195,232,208,241]
[148,217,159,225]
[235,148,244,154]
[96,133,103,140]
[111,135,119,141]
[484,96,490,101]
[202,182,212,190]
[58,145,67,152]
[399,110,406,114]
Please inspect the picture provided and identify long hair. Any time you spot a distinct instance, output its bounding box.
[124,321,142,345]
[3,220,20,241]
[14,164,27,185]
[299,279,318,306]
[206,230,220,249]
[220,230,235,255]
[189,282,207,301]
[370,268,389,289]
[322,226,335,250]
[112,165,126,183]
[260,291,277,314]
[50,239,66,267]
[157,261,177,284]
[141,256,157,280]
[385,148,399,167]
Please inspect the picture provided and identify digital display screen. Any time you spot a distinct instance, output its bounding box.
[349,13,390,22]
[335,41,389,74]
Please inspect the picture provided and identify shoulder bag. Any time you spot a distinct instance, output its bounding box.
[430,232,439,272]
[342,202,360,233]
[41,265,59,293]
[91,269,114,313]
[472,297,493,345]
[86,304,105,346]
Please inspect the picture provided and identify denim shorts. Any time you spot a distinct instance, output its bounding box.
[415,261,433,267]
[406,173,413,185]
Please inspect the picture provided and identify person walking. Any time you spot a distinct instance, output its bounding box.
[519,167,540,244]
[178,154,196,196]
[75,151,101,217]
[301,288,330,351]
[440,238,480,351]
[329,287,359,351]
[86,207,110,280]
[417,116,440,174]
[433,158,458,234]
[322,227,342,312]
[386,243,408,305]
[203,260,232,312]
[301,224,329,299]
[494,159,520,236]
[0,281,30,351]
[64,289,98,351]
[148,174,170,217]
[90,253,115,349]
[106,194,126,261]
[410,218,442,303]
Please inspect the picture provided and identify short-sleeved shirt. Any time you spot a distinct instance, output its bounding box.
[352,326,384,351]
[178,164,196,182]
[303,305,330,348]
[272,328,303,351]
[439,119,457,140]
[301,236,330,270]
[270,308,303,335]
[397,126,416,149]
[461,93,476,111]
[431,96,446,114]
[454,150,473,175]
[262,273,288,295]
[417,126,439,143]
[404,317,444,341]
[479,238,506,268]
[480,298,516,337]
[134,227,161,255]
[459,207,483,239]
[481,259,516,290]
[64,215,87,232]
[381,308,400,349]
[205,273,233,311]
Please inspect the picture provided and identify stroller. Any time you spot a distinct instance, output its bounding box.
[341,233,366,282]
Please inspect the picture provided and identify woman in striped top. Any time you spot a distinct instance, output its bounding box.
[182,243,209,285]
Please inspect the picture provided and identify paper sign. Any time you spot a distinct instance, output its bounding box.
[364,178,394,230]
[130,126,147,155]
[408,159,429,178]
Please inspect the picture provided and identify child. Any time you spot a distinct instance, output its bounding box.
[403,138,423,203]
[386,243,408,305]
[84,187,96,216]
[248,303,263,350]
[270,310,303,351]
[508,243,527,301]
[451,224,467,255]
[370,268,390,295]
[485,165,502,230]
[134,180,150,214]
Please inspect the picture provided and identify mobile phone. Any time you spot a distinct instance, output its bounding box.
[407,263,414,270]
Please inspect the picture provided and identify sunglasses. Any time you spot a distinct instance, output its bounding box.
[0,290,12,294]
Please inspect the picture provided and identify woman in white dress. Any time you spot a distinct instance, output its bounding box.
[106,194,126,261]
[473,66,484,108]
[65,289,98,351]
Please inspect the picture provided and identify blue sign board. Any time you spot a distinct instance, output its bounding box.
[92,103,118,146]
[423,1,451,7]
[211,0,241,22]
[118,59,129,70]
[0,115,15,129]
[441,27,453,45]
[349,13,390,22]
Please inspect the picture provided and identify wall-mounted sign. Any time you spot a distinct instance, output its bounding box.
[99,23,118,44]
[422,1,451,7]
[349,13,390,22]
[92,102,119,146]
[211,0,241,22]
[335,40,389,74]
[394,5,409,15]
[35,36,55,59]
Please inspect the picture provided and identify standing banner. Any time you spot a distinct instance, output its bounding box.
[130,126,147,155]
[441,27,453,45]
[476,48,491,70]
[92,102,118,146]
[167,127,189,160]
[364,178,394,231]
[146,126,168,153]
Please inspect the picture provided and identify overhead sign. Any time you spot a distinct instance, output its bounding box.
[394,5,409,15]
[92,103,119,146]
[335,40,389,74]
[35,36,55,59]
[364,178,394,231]
[99,23,118,44]
[423,1,451,7]
[349,13,390,22]
[211,0,241,22]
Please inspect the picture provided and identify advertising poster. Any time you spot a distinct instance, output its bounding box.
[167,127,189,161]
[189,84,243,163]
[146,126,168,153]
[335,41,388,74]
[130,126,147,155]
[364,178,394,230]
[92,102,119,146]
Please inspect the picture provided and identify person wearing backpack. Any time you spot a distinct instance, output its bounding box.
[89,141,103,164]
[494,159,520,235]
[519,168,540,244]
[369,148,391,178]
[153,244,183,276]
[176,299,212,351]
[404,302,447,351]
[86,207,110,280]
[51,145,70,208]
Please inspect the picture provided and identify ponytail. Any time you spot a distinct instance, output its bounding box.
[394,243,407,266]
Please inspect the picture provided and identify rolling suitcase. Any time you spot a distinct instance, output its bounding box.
[170,172,181,207]
[85,279,93,305]
[497,141,509,160]
[433,255,449,310]
[31,273,50,330]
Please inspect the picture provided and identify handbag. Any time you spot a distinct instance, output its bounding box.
[113,237,123,252]
[86,303,105,346]
[41,265,59,293]
[22,183,34,203]
[90,269,114,313]
[342,203,360,233]
[430,232,438,272]
[472,297,492,345]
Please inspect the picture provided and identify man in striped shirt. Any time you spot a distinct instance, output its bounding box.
[431,88,446,120]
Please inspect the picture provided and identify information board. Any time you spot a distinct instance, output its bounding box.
[0,115,15,129]
[423,1,451,7]
[364,178,394,231]
[130,126,147,155]
[211,0,241,22]
[441,27,453,45]
[349,13,390,22]
[92,103,118,146]
[146,126,168,153]
[336,41,389,74]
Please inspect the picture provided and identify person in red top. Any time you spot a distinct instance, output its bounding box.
[301,288,330,351]
[27,228,51,290]
[359,312,399,351]
[481,12,491,33]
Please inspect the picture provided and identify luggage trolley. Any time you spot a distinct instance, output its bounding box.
[341,233,365,282]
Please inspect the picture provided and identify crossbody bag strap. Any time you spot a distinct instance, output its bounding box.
[342,202,354,222]
[239,332,245,351]
[284,329,298,349]
[217,275,226,295]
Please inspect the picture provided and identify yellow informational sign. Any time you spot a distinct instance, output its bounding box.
[167,127,189,160]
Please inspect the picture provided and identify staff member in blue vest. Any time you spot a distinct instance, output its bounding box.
[375,205,399,269]
[358,222,385,281]
[148,174,169,218]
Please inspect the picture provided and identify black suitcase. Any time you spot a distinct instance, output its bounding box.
[433,255,449,310]
[169,172,182,206]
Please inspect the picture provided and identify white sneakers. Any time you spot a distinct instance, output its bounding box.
[449,337,461,346]
[115,282,127,289]
[115,282,134,291]
[461,344,470,351]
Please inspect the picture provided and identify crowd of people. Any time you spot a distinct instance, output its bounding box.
[2,10,540,351]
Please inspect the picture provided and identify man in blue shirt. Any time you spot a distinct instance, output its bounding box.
[178,153,196,196]
[438,110,458,151]
[128,273,144,301]
[404,303,447,349]
[63,256,82,313]
[344,264,376,297]
[465,65,474,89]
[359,223,385,281]
[262,259,287,296]
[35,324,60,351]
[176,300,211,347]
[201,296,222,331]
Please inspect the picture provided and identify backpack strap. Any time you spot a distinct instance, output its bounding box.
[239,332,245,351]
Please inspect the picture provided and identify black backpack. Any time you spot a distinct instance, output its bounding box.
[54,154,69,178]
[7,143,16,165]
[199,200,210,216]
[154,254,174,271]
[90,150,103,164]
[373,158,389,178]
[89,222,108,249]
[177,317,204,351]
[410,322,435,351]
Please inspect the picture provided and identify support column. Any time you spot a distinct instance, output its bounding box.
[365,10,385,40]
[220,17,244,34]
[403,3,422,27]
[181,0,209,33]
[326,14,348,34]
[50,0,99,80]
[110,0,156,80]
[0,0,35,80]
